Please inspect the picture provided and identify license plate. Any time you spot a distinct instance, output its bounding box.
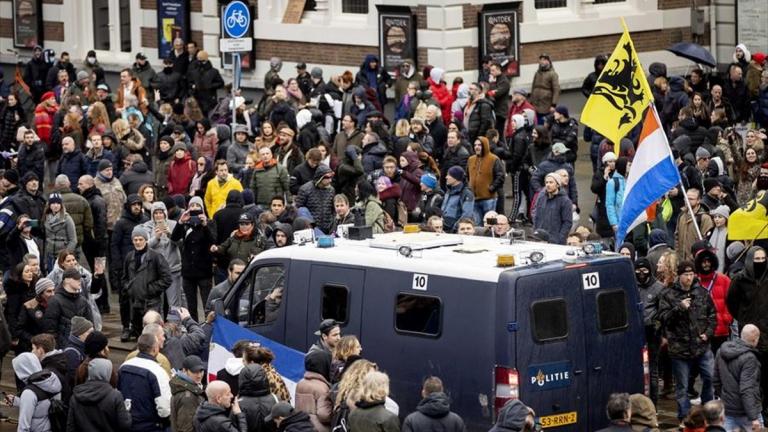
[539,411,577,429]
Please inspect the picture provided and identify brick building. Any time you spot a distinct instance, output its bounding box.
[0,0,751,92]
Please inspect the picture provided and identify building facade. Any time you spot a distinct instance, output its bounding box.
[0,0,754,92]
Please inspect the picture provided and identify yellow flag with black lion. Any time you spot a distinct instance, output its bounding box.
[728,191,768,240]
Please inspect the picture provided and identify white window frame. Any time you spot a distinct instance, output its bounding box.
[77,0,142,65]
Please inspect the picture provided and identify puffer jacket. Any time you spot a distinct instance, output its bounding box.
[54,188,94,246]
[227,140,251,175]
[348,400,400,432]
[531,154,578,204]
[662,76,690,128]
[441,183,474,233]
[252,160,290,206]
[67,379,132,432]
[672,117,711,158]
[170,373,206,432]
[193,401,247,432]
[193,129,218,160]
[17,141,46,181]
[167,151,196,196]
[295,371,332,432]
[171,218,215,280]
[361,141,388,174]
[694,249,732,337]
[399,152,424,212]
[402,392,465,432]
[727,247,768,352]
[57,149,89,188]
[295,165,336,234]
[44,212,77,258]
[43,287,93,348]
[239,364,277,432]
[119,161,155,195]
[550,117,579,163]
[532,188,573,244]
[94,175,127,230]
[530,66,560,114]
[657,280,716,359]
[122,247,172,310]
[605,172,626,228]
[713,338,761,420]
[465,98,494,142]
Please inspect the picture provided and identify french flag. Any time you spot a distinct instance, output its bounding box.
[208,317,305,399]
[615,105,681,246]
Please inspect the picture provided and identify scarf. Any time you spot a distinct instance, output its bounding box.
[709,226,727,273]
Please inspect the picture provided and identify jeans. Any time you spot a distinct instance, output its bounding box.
[724,414,762,431]
[671,350,715,419]
[474,198,498,225]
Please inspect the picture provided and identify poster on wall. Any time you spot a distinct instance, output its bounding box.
[220,4,254,71]
[157,0,191,59]
[478,5,520,77]
[736,0,768,55]
[376,5,417,75]
[13,0,43,48]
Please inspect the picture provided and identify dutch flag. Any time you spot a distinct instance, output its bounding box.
[208,317,305,399]
[615,105,682,246]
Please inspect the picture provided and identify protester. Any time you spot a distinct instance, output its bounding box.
[67,357,132,432]
[402,376,465,432]
[170,355,207,432]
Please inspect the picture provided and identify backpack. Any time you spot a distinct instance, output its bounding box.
[376,201,395,233]
[25,371,67,432]
[330,402,351,432]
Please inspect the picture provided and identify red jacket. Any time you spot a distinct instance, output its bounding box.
[428,77,454,126]
[33,103,56,145]
[698,271,732,337]
[167,152,196,196]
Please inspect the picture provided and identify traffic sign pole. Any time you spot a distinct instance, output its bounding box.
[222,1,251,146]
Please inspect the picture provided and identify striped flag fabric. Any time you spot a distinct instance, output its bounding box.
[208,317,305,398]
[615,105,681,246]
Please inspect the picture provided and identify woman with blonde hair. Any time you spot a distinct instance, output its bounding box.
[392,119,412,158]
[87,101,110,136]
[184,97,204,123]
[63,111,84,149]
[656,250,678,288]
[331,335,362,383]
[243,344,291,402]
[348,371,400,432]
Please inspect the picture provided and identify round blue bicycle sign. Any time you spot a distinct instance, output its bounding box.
[223,1,251,39]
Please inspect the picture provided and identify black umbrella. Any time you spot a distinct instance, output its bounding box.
[666,42,716,68]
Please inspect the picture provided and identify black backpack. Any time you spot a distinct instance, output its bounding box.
[25,371,67,432]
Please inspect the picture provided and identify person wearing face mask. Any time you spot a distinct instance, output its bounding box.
[635,258,664,405]
[692,242,733,356]
[82,50,105,85]
[151,58,184,105]
[727,246,768,416]
[189,51,224,115]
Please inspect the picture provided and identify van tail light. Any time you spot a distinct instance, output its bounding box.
[642,345,650,396]
[494,366,520,413]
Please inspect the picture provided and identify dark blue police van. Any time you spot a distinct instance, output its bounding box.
[214,232,647,431]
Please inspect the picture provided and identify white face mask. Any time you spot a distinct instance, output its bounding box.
[87,57,96,64]
[357,102,365,109]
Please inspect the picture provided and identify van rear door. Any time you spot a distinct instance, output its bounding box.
[578,260,645,430]
[305,264,365,348]
[515,268,587,431]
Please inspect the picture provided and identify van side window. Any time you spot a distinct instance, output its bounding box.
[596,290,629,332]
[238,265,286,326]
[394,294,442,337]
[322,285,349,324]
[531,299,568,342]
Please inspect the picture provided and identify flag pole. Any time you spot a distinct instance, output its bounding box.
[677,181,704,241]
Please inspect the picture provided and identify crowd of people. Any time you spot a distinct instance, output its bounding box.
[0,33,765,431]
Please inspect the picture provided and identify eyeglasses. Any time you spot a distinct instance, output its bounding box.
[197,162,205,166]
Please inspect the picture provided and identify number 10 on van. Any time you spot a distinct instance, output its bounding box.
[581,272,600,290]
[412,274,428,291]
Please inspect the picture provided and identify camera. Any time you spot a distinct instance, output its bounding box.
[189,209,203,226]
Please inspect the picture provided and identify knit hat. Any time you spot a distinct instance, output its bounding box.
[48,192,62,204]
[420,173,438,190]
[726,241,746,261]
[76,70,89,81]
[753,52,766,66]
[87,358,113,383]
[84,331,109,357]
[703,177,720,193]
[710,204,730,220]
[3,169,19,185]
[96,83,109,92]
[97,159,113,172]
[545,172,563,187]
[695,146,711,160]
[279,127,295,138]
[71,316,94,337]
[41,91,55,103]
[310,67,323,79]
[132,225,150,240]
[447,166,466,183]
[241,189,255,206]
[555,105,569,118]
[677,260,695,274]
[602,152,617,163]
[188,196,205,211]
[35,278,54,296]
[511,88,528,97]
[126,193,142,206]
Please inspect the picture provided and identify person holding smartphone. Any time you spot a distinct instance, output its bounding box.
[141,201,185,312]
[171,196,214,322]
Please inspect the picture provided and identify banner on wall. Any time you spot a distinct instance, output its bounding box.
[376,5,418,75]
[478,4,521,77]
[157,0,191,59]
[13,0,43,48]
[220,4,255,71]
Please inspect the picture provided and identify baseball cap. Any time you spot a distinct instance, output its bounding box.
[551,142,570,155]
[135,52,147,60]
[265,402,294,422]
[314,319,338,336]
[181,355,206,373]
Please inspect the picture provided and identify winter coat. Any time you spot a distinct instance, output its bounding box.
[67,380,132,432]
[57,149,89,188]
[44,212,77,258]
[216,230,266,267]
[675,207,714,262]
[467,140,505,201]
[336,156,365,204]
[119,161,155,195]
[0,102,26,149]
[727,247,768,352]
[530,66,560,113]
[82,187,108,257]
[239,364,277,432]
[488,74,510,120]
[227,141,251,175]
[55,188,94,246]
[399,152,424,212]
[440,145,470,186]
[722,78,751,123]
[110,206,148,267]
[713,338,762,420]
[17,141,46,181]
[205,175,244,219]
[605,172,626,227]
[550,118,579,163]
[348,400,400,432]
[189,61,225,114]
[657,281,716,359]
[333,129,364,160]
[167,153,196,196]
[18,369,63,432]
[695,255,732,338]
[291,162,317,196]
[427,77,453,125]
[755,85,768,129]
[43,287,93,348]
[171,221,215,279]
[117,352,172,432]
[361,141,388,174]
[361,197,386,234]
[441,183,474,232]
[277,411,315,432]
[142,216,181,274]
[151,68,184,103]
[295,371,332,432]
[672,118,711,158]
[213,195,245,244]
[193,129,218,160]
[402,392,465,432]
[33,103,56,147]
[85,148,116,177]
[531,154,578,204]
[170,374,206,432]
[662,77,690,128]
[465,98,494,142]
[533,189,573,244]
[12,188,47,226]
[16,298,47,353]
[253,161,290,206]
[194,401,248,432]
[295,168,336,234]
[122,247,172,310]
[152,152,173,198]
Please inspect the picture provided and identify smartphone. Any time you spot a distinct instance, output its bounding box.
[486,217,498,226]
[27,219,39,228]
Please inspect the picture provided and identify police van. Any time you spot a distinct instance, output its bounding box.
[214,232,647,431]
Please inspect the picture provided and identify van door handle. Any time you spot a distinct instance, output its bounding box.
[573,369,583,375]
[593,366,602,372]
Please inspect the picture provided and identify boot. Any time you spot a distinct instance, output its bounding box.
[120,327,131,343]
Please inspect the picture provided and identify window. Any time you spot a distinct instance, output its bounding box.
[596,290,628,332]
[342,0,369,14]
[322,285,349,324]
[531,299,568,342]
[92,0,131,52]
[395,294,442,336]
[534,0,567,8]
[238,266,286,326]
